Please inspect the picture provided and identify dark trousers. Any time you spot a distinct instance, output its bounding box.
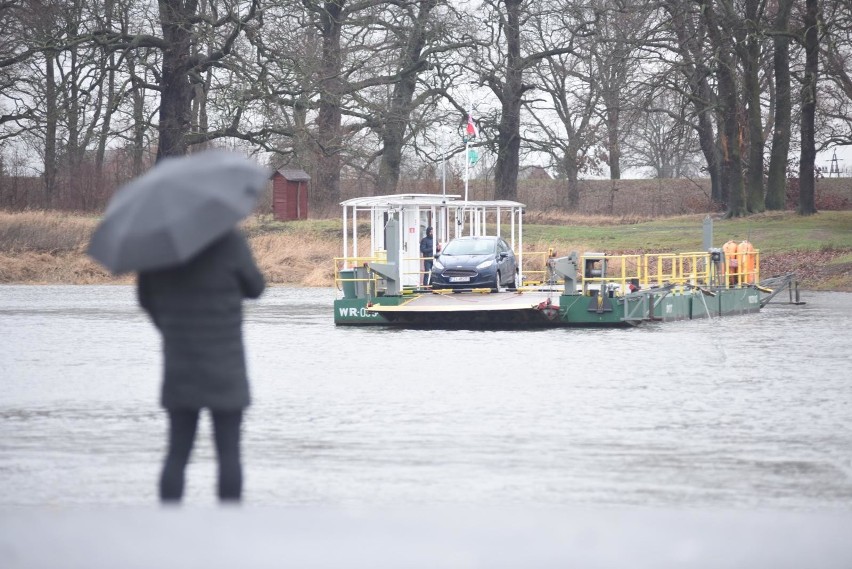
[423,259,433,285]
[160,408,243,502]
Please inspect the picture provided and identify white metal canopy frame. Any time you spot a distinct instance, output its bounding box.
[340,194,527,286]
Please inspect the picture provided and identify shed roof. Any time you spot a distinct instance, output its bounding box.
[275,169,311,181]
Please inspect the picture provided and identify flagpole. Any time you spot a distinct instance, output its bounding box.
[441,134,446,197]
[464,137,469,202]
[464,104,473,203]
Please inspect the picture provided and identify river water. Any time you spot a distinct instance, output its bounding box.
[1,285,851,509]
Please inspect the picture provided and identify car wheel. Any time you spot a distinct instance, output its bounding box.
[508,271,518,290]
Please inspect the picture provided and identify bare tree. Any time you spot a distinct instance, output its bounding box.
[797,0,819,215]
[739,0,768,213]
[664,0,723,203]
[296,0,452,204]
[525,11,601,209]
[818,0,852,150]
[372,1,477,195]
[592,0,655,180]
[153,0,260,159]
[477,0,593,202]
[766,0,794,210]
[373,0,439,194]
[3,0,851,217]
[624,88,703,179]
[0,1,37,137]
[701,0,748,217]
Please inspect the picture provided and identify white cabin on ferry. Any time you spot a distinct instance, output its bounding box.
[340,194,526,289]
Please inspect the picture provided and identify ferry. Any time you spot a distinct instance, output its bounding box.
[333,194,800,328]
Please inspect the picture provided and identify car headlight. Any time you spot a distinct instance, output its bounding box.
[433,259,444,270]
[476,259,494,270]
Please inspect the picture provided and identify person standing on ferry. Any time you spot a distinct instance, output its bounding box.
[420,226,436,285]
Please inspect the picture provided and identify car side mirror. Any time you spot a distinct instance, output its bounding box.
[498,251,508,259]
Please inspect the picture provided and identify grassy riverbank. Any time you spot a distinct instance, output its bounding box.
[1,209,850,291]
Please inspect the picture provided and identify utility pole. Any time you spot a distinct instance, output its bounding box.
[826,149,843,177]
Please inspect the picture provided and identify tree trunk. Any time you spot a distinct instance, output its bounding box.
[493,0,522,201]
[97,62,116,181]
[314,1,345,206]
[743,0,764,212]
[44,50,57,207]
[129,54,147,177]
[96,51,116,205]
[719,78,746,217]
[716,128,731,206]
[604,95,621,179]
[66,46,82,209]
[697,108,722,204]
[563,156,579,210]
[798,0,818,215]
[156,0,198,160]
[191,1,212,154]
[375,77,413,195]
[95,2,117,197]
[766,0,793,210]
[117,5,147,178]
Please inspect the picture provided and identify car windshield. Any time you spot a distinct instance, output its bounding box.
[442,239,496,256]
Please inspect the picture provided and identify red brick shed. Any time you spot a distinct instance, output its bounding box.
[272,169,310,221]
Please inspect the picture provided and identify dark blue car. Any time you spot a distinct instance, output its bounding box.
[430,236,518,291]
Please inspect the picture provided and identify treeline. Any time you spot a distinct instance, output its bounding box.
[0,0,850,216]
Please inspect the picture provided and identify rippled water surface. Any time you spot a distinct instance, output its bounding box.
[1,285,851,508]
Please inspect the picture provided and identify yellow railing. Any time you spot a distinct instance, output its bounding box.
[405,255,429,287]
[724,249,760,286]
[580,250,760,296]
[333,254,433,292]
[520,248,558,286]
[333,256,381,293]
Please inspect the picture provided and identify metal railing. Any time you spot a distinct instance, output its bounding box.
[333,256,381,295]
[580,250,760,296]
[334,254,432,295]
[519,249,554,285]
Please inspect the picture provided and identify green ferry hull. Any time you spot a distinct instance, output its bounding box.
[334,287,763,328]
[557,287,761,327]
[334,296,402,325]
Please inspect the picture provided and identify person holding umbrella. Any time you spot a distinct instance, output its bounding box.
[88,150,269,503]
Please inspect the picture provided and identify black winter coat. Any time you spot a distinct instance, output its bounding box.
[420,234,434,257]
[137,230,265,410]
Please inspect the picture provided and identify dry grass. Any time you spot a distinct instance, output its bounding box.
[0,251,127,284]
[0,210,342,286]
[250,232,338,286]
[0,210,96,252]
[0,211,126,284]
[522,210,655,226]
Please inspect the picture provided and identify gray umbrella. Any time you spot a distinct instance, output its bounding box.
[88,150,270,274]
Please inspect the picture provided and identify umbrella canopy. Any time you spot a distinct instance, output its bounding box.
[88,150,270,274]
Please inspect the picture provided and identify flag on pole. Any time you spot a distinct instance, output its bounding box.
[466,113,478,138]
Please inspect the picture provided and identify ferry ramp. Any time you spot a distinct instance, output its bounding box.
[367,289,562,328]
